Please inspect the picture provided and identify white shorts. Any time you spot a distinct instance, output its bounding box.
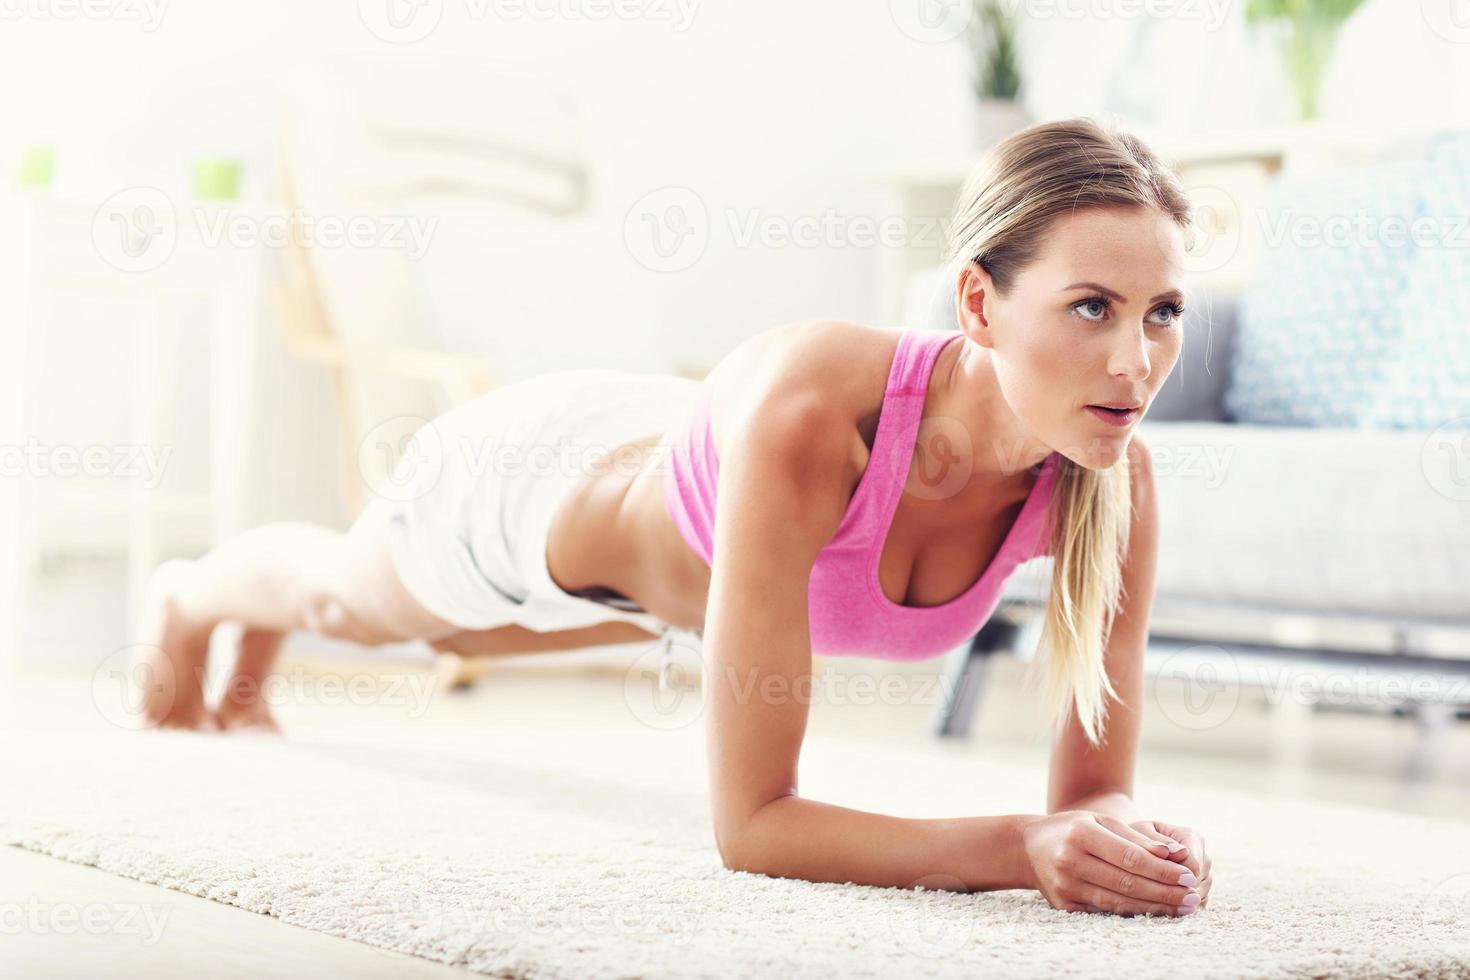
[362,368,703,637]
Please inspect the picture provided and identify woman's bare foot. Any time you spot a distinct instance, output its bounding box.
[135,559,218,732]
[213,698,282,734]
[211,627,286,734]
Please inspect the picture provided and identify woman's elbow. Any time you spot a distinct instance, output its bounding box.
[714,816,755,873]
[713,800,780,874]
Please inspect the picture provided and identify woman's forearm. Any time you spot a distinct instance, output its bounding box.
[725,795,1039,892]
[1055,789,1141,824]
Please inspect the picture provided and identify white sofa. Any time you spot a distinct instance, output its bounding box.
[917,287,1470,738]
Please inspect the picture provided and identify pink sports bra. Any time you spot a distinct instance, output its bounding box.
[661,327,1061,661]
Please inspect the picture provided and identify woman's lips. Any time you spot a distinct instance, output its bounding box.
[1086,405,1139,427]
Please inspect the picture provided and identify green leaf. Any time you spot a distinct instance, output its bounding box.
[968,0,1022,100]
[1246,0,1366,25]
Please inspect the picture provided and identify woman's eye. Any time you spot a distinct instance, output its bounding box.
[1074,298,1184,325]
[1150,304,1186,325]
[1074,299,1108,321]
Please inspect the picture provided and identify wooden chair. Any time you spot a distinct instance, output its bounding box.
[270,59,594,683]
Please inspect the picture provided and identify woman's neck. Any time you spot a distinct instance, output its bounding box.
[931,334,1053,495]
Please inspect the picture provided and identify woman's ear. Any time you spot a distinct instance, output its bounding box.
[956,260,994,344]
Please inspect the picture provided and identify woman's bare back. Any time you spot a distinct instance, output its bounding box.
[544,320,884,629]
[544,319,1033,633]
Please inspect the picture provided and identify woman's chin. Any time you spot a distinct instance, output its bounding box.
[1059,436,1129,471]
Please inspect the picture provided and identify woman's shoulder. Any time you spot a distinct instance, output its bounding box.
[703,318,903,445]
[692,319,902,527]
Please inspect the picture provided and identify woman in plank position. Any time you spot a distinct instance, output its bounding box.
[136,117,1213,917]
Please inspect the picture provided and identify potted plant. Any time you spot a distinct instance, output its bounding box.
[1246,0,1367,120]
[967,0,1027,149]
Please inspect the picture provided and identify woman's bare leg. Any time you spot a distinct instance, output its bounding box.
[137,509,461,731]
[429,621,660,658]
[427,621,663,689]
[213,628,287,732]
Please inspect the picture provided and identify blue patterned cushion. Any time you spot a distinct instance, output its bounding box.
[1361,133,1470,431]
[1223,156,1427,427]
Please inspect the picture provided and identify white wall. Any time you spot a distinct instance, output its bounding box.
[1319,0,1470,127]
[0,1,971,371]
[2,0,1464,531]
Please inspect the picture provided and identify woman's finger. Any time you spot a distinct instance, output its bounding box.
[1127,819,1191,864]
[1070,853,1200,909]
[1103,816,1185,860]
[1194,874,1213,907]
[1157,823,1208,881]
[1078,820,1199,888]
[1068,880,1194,918]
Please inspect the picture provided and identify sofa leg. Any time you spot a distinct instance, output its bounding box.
[933,615,1024,738]
[1403,701,1457,782]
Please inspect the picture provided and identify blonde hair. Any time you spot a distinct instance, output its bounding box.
[940,116,1194,748]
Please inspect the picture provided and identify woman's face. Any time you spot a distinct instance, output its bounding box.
[961,205,1187,470]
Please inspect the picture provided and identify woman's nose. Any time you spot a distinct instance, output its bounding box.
[1108,326,1152,382]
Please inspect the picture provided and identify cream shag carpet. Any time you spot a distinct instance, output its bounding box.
[1,721,1468,979]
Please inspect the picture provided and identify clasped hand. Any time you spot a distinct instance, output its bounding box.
[1023,811,1212,917]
